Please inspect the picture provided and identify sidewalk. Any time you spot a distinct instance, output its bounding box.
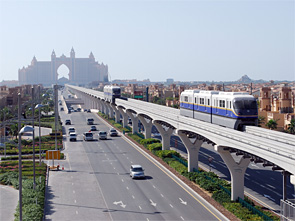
[0,185,18,221]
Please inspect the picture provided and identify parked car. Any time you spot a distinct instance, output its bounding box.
[65,119,71,125]
[69,133,77,141]
[98,131,107,140]
[83,132,93,141]
[87,118,94,125]
[109,128,118,136]
[130,165,145,179]
[68,127,75,134]
[90,125,97,131]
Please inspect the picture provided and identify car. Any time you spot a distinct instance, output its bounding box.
[90,125,97,131]
[84,109,87,112]
[109,128,118,136]
[77,108,81,112]
[69,132,77,141]
[87,109,91,113]
[60,107,64,111]
[98,131,107,140]
[87,118,94,125]
[65,119,71,125]
[83,132,94,141]
[68,127,75,134]
[130,165,145,179]
[73,109,77,112]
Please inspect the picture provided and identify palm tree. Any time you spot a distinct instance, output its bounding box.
[287,119,295,134]
[266,119,278,130]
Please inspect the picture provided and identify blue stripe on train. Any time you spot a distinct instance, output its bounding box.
[180,102,256,119]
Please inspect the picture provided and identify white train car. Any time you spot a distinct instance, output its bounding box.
[180,90,258,130]
[103,85,121,103]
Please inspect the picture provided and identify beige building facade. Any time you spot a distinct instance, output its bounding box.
[18,48,108,86]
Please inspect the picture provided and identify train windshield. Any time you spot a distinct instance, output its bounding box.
[112,88,121,94]
[233,99,257,110]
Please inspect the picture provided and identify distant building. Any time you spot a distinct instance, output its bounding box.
[166,78,174,85]
[18,48,108,86]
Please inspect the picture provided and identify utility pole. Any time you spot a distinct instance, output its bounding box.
[54,84,58,150]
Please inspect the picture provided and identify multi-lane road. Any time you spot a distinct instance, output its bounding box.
[44,106,228,220]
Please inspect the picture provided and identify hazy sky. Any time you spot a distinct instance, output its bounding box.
[0,0,294,82]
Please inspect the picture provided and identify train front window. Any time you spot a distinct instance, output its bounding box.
[244,100,257,110]
[113,88,120,94]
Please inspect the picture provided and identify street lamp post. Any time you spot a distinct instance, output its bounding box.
[17,93,22,221]
[35,104,44,166]
[31,87,36,189]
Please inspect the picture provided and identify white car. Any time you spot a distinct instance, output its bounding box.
[130,165,145,179]
[83,132,94,141]
[68,127,75,134]
[98,131,107,140]
[69,133,77,141]
[109,128,118,136]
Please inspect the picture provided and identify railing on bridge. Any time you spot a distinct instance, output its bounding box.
[281,199,295,221]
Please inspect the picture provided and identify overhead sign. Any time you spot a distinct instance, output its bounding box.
[46,150,61,160]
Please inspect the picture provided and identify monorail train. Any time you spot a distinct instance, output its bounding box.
[103,85,121,103]
[180,90,258,130]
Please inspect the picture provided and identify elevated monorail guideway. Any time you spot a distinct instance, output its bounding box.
[66,84,295,201]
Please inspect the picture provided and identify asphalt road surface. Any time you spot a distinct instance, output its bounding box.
[44,105,228,220]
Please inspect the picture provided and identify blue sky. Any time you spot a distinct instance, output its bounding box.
[0,0,294,82]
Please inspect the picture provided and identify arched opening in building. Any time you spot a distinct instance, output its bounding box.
[57,64,70,85]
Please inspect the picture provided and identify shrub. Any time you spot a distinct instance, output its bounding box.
[212,189,231,204]
[128,134,142,143]
[147,143,162,151]
[156,150,180,159]
[140,138,161,146]
[167,160,187,174]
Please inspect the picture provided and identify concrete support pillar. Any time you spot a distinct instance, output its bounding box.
[100,101,105,114]
[177,131,203,172]
[138,115,152,139]
[103,102,109,115]
[106,103,114,118]
[111,104,120,123]
[118,107,128,128]
[215,145,250,201]
[127,110,138,134]
[153,122,173,150]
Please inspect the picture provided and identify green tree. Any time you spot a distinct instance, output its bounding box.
[9,123,19,139]
[287,119,295,134]
[265,119,278,130]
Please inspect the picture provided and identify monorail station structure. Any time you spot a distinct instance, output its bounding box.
[18,48,108,86]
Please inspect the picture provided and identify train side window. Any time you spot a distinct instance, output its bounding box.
[207,99,210,105]
[184,96,188,102]
[219,100,225,108]
[195,97,197,103]
[229,101,231,109]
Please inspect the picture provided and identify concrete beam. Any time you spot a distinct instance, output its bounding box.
[153,121,174,150]
[177,130,203,172]
[215,145,250,201]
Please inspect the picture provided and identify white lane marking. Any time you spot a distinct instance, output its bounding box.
[126,186,129,190]
[110,162,112,165]
[73,190,75,194]
[146,219,149,221]
[130,161,133,163]
[161,194,164,197]
[74,200,77,203]
[76,211,78,214]
[105,153,107,156]
[132,195,135,199]
[113,167,116,170]
[170,204,173,208]
[179,198,187,205]
[152,185,156,188]
[122,179,124,182]
[150,199,156,207]
[180,216,184,220]
[117,172,119,175]
[139,206,142,210]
